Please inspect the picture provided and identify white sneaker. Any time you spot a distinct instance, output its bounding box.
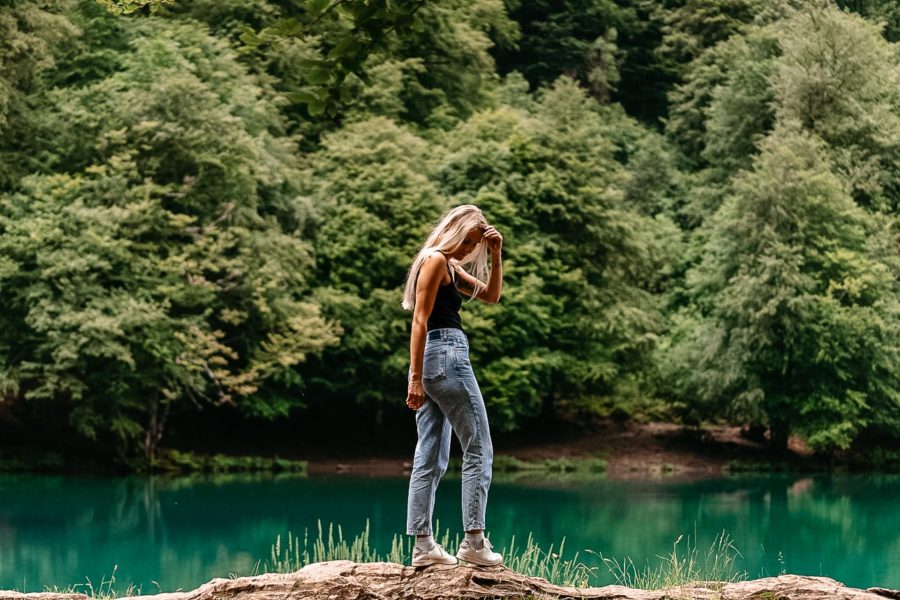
[411,542,458,567]
[455,538,503,566]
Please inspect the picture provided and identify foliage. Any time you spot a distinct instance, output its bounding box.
[0,1,80,186]
[773,2,900,212]
[42,565,145,599]
[836,0,900,41]
[162,449,308,473]
[0,15,339,466]
[0,0,898,465]
[659,1,900,455]
[492,0,676,123]
[447,454,607,474]
[668,2,900,211]
[660,124,900,452]
[296,117,444,428]
[492,0,624,92]
[436,78,680,428]
[238,0,435,118]
[377,0,517,125]
[666,27,779,173]
[659,0,761,68]
[263,520,749,590]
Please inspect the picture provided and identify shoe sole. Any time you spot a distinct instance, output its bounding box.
[411,557,458,567]
[456,554,503,567]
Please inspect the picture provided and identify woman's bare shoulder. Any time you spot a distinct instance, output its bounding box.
[418,251,448,282]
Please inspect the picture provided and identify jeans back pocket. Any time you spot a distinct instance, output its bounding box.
[422,347,448,383]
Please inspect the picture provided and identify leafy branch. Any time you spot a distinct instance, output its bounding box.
[97,0,431,117]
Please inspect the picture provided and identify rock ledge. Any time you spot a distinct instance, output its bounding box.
[2,561,898,600]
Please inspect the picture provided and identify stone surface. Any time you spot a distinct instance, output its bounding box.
[2,562,898,600]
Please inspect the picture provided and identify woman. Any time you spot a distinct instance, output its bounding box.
[401,204,504,568]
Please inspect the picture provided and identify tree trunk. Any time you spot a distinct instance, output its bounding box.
[769,419,790,454]
[144,393,159,468]
[144,393,170,469]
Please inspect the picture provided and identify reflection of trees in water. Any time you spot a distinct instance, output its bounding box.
[152,472,307,492]
[775,475,900,583]
[0,473,311,591]
[490,475,899,587]
[107,473,309,545]
[106,477,163,543]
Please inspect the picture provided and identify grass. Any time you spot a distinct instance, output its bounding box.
[0,448,308,475]
[589,527,748,591]
[445,454,607,481]
[263,518,599,586]
[501,531,598,588]
[0,451,65,472]
[492,455,607,474]
[263,519,748,591]
[159,450,308,474]
[723,458,831,474]
[265,519,406,571]
[23,521,752,596]
[39,565,154,599]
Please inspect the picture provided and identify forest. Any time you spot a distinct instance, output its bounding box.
[0,0,897,469]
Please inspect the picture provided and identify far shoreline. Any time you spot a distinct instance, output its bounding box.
[305,420,833,481]
[3,420,893,479]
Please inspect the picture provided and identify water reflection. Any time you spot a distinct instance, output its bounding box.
[0,472,896,592]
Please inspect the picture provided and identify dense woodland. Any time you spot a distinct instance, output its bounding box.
[0,0,897,468]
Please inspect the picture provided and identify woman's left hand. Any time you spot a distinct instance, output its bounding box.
[483,225,503,254]
[407,379,426,411]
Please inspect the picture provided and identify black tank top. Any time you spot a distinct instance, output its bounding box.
[425,255,463,332]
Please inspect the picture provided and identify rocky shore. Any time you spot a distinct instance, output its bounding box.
[2,561,898,600]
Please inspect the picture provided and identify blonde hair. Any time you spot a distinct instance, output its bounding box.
[402,205,489,311]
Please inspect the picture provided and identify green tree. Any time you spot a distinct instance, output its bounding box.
[836,0,900,41]
[438,77,680,428]
[666,27,778,174]
[668,2,900,212]
[0,16,339,465]
[773,2,900,212]
[0,1,80,187]
[492,0,676,123]
[383,0,518,126]
[661,124,899,453]
[98,0,439,114]
[296,117,445,439]
[659,0,760,68]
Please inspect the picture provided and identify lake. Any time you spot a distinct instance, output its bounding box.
[0,472,897,592]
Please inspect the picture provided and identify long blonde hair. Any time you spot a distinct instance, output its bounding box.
[402,205,489,311]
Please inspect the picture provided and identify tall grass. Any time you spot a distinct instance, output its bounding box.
[35,522,749,595]
[40,565,150,599]
[265,518,598,587]
[588,528,748,590]
[266,519,407,570]
[502,531,599,588]
[265,519,747,590]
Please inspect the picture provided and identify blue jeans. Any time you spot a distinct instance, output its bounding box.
[406,328,493,535]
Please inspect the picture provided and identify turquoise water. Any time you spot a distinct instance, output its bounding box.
[0,472,897,592]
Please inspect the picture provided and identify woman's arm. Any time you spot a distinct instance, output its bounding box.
[406,252,445,410]
[455,226,503,304]
[454,252,502,303]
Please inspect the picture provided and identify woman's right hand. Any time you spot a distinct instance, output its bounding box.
[407,379,426,411]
